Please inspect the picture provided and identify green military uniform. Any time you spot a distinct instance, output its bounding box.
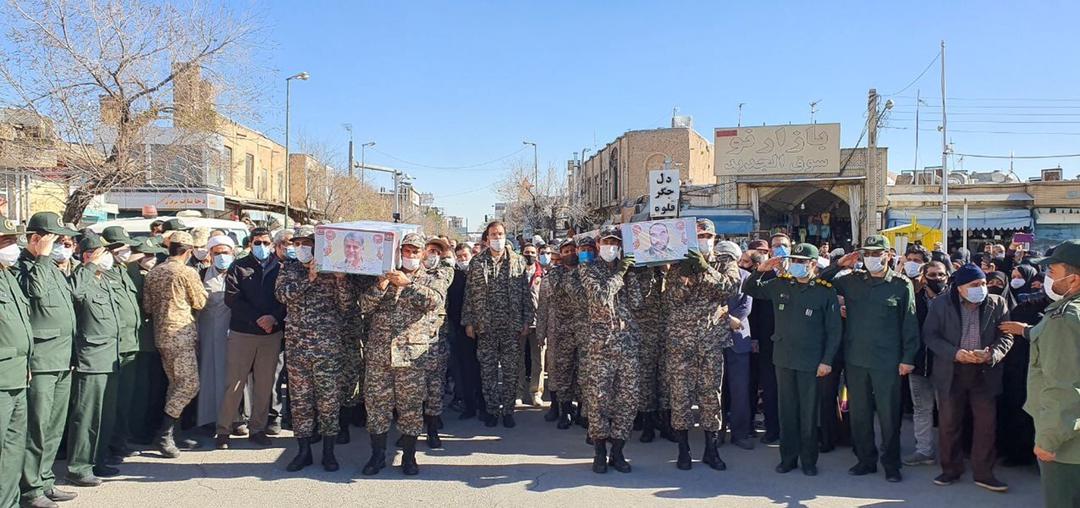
[126,238,168,444]
[819,235,918,477]
[17,212,80,503]
[66,234,123,481]
[0,218,33,508]
[1025,241,1080,508]
[101,226,143,458]
[743,243,842,473]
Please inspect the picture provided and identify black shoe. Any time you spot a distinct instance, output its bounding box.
[322,436,339,472]
[592,439,608,474]
[819,443,835,453]
[544,392,560,422]
[176,436,201,450]
[731,438,755,450]
[701,431,727,471]
[775,462,797,474]
[802,465,818,476]
[502,414,516,428]
[848,463,878,476]
[266,419,282,436]
[760,434,780,445]
[484,414,498,427]
[64,473,102,487]
[400,435,419,476]
[44,488,77,502]
[933,473,958,486]
[659,412,679,443]
[458,408,477,420]
[154,415,181,458]
[286,437,313,472]
[425,415,442,449]
[885,468,902,483]
[215,434,231,449]
[26,495,59,508]
[557,402,573,430]
[92,465,119,478]
[104,454,122,466]
[608,439,632,473]
[110,444,136,458]
[633,412,643,431]
[362,433,387,476]
[249,431,271,447]
[676,430,692,470]
[337,411,351,445]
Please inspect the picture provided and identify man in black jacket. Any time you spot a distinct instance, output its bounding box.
[449,243,482,419]
[744,239,780,444]
[214,228,288,447]
[904,260,948,467]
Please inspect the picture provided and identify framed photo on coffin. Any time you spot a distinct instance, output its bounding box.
[314,221,420,275]
[621,217,696,266]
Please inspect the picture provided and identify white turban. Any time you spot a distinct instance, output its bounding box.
[206,235,236,251]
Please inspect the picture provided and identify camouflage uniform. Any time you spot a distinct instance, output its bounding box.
[422,261,454,416]
[461,249,532,416]
[552,266,588,405]
[340,275,373,409]
[361,262,452,436]
[632,269,665,412]
[274,261,351,439]
[143,257,208,419]
[534,265,563,392]
[662,258,741,431]
[580,260,643,441]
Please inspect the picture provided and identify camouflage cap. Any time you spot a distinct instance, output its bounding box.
[598,225,622,241]
[575,235,596,248]
[558,238,576,250]
[294,225,316,240]
[169,231,194,246]
[696,218,716,236]
[132,237,167,255]
[162,218,191,231]
[27,211,79,236]
[426,236,450,252]
[190,227,210,248]
[0,216,20,236]
[716,240,742,260]
[861,234,890,251]
[788,243,819,260]
[401,232,426,249]
[101,226,141,247]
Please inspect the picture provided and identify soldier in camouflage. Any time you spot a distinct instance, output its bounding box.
[630,266,665,443]
[142,231,207,460]
[535,239,571,423]
[663,219,742,472]
[580,226,641,474]
[360,233,452,476]
[420,236,454,448]
[461,221,533,427]
[337,273,371,443]
[274,226,351,473]
[553,236,592,431]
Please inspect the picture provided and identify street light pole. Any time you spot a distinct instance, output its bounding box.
[361,141,375,186]
[523,140,538,186]
[284,71,309,225]
[940,40,949,246]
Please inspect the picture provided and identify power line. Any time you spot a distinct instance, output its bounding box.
[883,125,1080,136]
[895,95,1080,102]
[369,146,527,170]
[883,51,941,97]
[954,152,1080,159]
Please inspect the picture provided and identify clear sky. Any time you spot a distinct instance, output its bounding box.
[256,0,1080,230]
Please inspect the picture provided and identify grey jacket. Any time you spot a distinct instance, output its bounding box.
[922,290,1013,397]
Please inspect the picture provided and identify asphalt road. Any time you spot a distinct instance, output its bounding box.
[57,406,1043,508]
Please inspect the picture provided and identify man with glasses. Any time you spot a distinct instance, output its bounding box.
[904,260,949,467]
[746,238,780,445]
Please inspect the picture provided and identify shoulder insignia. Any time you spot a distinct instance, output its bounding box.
[815,278,832,288]
[780,273,793,280]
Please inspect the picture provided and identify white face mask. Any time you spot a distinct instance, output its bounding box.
[193,248,209,261]
[817,257,830,269]
[401,256,421,271]
[863,256,886,273]
[1044,274,1066,302]
[488,238,506,252]
[295,245,314,264]
[456,260,469,271]
[697,238,715,255]
[1009,278,1025,289]
[0,244,20,267]
[114,247,132,263]
[424,254,439,269]
[964,285,988,303]
[139,257,157,271]
[599,245,620,262]
[96,252,115,271]
[50,244,73,263]
[903,261,923,278]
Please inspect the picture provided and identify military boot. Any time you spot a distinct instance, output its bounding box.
[556,401,574,430]
[322,435,339,472]
[702,431,727,471]
[154,415,181,459]
[425,415,442,448]
[609,439,632,473]
[353,403,368,427]
[592,438,608,474]
[639,412,656,443]
[362,433,387,475]
[544,392,560,422]
[400,435,419,476]
[286,437,313,472]
[676,429,692,470]
[660,411,679,442]
[337,408,351,444]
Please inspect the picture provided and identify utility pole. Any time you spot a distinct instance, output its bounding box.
[523,140,538,187]
[867,89,879,236]
[344,124,354,178]
[810,100,821,124]
[914,90,920,183]
[940,40,949,245]
[737,102,745,127]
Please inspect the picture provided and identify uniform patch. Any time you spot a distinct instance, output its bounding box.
[805,309,813,317]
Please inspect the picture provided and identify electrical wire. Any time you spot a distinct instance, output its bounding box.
[882,125,1080,136]
[369,146,528,170]
[954,152,1080,159]
[883,52,941,97]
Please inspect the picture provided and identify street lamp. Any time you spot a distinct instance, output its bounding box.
[360,141,376,186]
[523,140,538,187]
[284,71,309,225]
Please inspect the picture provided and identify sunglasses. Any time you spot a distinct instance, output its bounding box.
[251,240,272,246]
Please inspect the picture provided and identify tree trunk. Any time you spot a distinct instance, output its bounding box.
[63,185,96,225]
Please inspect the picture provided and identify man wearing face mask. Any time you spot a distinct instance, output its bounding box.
[744,243,842,477]
[16,212,80,507]
[517,243,545,407]
[826,235,919,483]
[461,221,533,427]
[274,226,351,472]
[65,233,125,486]
[194,235,240,444]
[716,240,755,451]
[902,245,929,292]
[0,217,33,508]
[419,236,454,448]
[745,239,781,445]
[923,263,1012,492]
[556,236,595,430]
[189,227,211,269]
[448,243,481,419]
[543,238,582,428]
[360,233,452,476]
[143,231,208,459]
[904,260,948,468]
[125,238,169,448]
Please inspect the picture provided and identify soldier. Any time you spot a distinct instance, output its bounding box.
[418,237,454,448]
[337,272,370,440]
[824,235,919,483]
[536,239,569,423]
[461,221,532,427]
[65,233,123,486]
[552,236,592,430]
[125,238,168,446]
[743,244,842,476]
[274,226,351,472]
[630,264,664,442]
[662,219,742,472]
[579,226,640,473]
[360,233,452,476]
[0,217,33,508]
[99,226,143,463]
[17,212,80,508]
[143,231,208,459]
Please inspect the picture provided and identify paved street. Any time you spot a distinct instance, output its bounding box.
[57,406,1042,508]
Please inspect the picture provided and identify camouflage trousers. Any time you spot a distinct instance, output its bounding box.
[339,332,364,408]
[666,332,725,431]
[637,326,663,412]
[159,343,199,419]
[549,331,584,400]
[365,359,425,436]
[285,333,342,439]
[423,338,449,417]
[477,330,521,416]
[585,337,640,441]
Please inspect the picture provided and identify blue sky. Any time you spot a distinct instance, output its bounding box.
[257,0,1080,230]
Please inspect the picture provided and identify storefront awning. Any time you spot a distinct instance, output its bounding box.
[682,207,755,234]
[886,208,1032,230]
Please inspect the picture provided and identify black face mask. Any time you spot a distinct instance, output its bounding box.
[524,254,536,265]
[926,279,946,294]
[988,285,1005,296]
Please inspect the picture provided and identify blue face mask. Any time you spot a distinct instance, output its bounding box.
[773,245,789,258]
[787,262,810,279]
[285,246,297,260]
[539,254,551,266]
[252,243,271,261]
[577,251,594,264]
[965,285,988,303]
[213,254,234,270]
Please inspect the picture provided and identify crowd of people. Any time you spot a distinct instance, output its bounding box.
[0,211,1077,508]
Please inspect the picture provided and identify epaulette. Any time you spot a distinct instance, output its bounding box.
[779,273,793,280]
[814,278,832,288]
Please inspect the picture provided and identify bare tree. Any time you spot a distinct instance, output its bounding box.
[0,0,261,222]
[495,157,592,241]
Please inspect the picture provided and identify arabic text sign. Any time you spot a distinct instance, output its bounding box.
[648,169,680,218]
[622,217,695,266]
[714,123,841,176]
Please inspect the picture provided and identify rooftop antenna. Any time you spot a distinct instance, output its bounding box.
[810,100,822,124]
[737,102,746,127]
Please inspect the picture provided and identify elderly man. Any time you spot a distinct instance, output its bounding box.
[717,240,755,450]
[0,217,33,508]
[343,232,365,270]
[197,235,236,434]
[143,231,208,459]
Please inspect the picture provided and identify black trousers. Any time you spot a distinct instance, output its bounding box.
[752,346,780,438]
[450,325,483,412]
[938,365,997,481]
[818,356,845,449]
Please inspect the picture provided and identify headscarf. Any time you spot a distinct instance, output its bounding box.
[1005,264,1038,309]
[987,271,1007,296]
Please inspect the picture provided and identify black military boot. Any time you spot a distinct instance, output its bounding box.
[322,435,339,472]
[337,408,351,444]
[557,401,573,430]
[400,435,419,476]
[362,433,387,475]
[425,415,442,448]
[154,415,181,459]
[544,392,560,422]
[660,411,679,443]
[633,412,643,431]
[592,438,608,474]
[676,429,692,470]
[609,439,632,473]
[286,437,313,472]
[639,412,656,443]
[702,431,727,471]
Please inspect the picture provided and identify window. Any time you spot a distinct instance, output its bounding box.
[244,153,254,189]
[223,146,234,187]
